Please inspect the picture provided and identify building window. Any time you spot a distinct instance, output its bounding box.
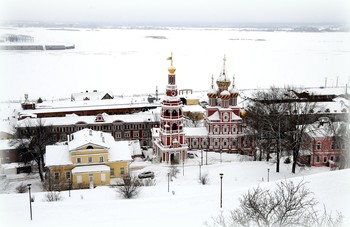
[331,141,335,149]
[330,156,334,161]
[193,140,198,147]
[134,131,139,138]
[120,167,125,176]
[223,126,228,134]
[88,157,93,163]
[214,126,219,135]
[54,172,60,182]
[125,132,130,138]
[316,156,320,163]
[110,168,115,177]
[65,172,71,180]
[232,126,237,134]
[232,140,237,147]
[77,157,81,163]
[323,156,328,163]
[101,173,106,182]
[77,175,82,184]
[316,142,322,150]
[99,156,104,163]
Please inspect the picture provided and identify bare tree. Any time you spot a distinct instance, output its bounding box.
[206,180,343,227]
[10,119,55,182]
[246,86,318,173]
[246,87,290,172]
[115,176,142,199]
[183,111,204,127]
[283,99,318,173]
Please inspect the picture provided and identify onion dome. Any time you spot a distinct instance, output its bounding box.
[167,53,176,74]
[207,74,218,98]
[216,55,231,90]
[219,90,231,100]
[168,66,176,74]
[240,109,247,118]
[229,74,239,97]
[229,87,239,98]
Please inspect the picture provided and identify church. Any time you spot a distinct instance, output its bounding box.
[152,55,255,164]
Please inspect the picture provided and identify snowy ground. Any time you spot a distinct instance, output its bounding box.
[0,151,349,227]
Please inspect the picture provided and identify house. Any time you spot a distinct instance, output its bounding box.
[71,90,114,101]
[299,117,348,167]
[45,129,132,189]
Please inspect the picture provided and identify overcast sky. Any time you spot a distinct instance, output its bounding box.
[1,0,349,26]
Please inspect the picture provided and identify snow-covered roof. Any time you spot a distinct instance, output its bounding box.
[109,141,133,162]
[183,127,208,137]
[19,99,159,117]
[17,111,158,127]
[207,111,220,121]
[128,140,142,156]
[68,129,110,151]
[0,140,16,150]
[46,145,72,166]
[45,129,132,167]
[304,119,347,138]
[182,105,205,113]
[71,165,110,174]
[71,91,114,101]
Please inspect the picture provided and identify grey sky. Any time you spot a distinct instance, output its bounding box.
[1,0,349,25]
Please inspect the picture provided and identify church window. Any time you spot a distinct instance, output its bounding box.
[232,140,237,147]
[172,123,178,131]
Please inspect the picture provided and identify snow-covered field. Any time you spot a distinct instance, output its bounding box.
[1,151,349,227]
[1,27,349,101]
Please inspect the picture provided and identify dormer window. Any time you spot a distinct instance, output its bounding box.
[95,114,105,122]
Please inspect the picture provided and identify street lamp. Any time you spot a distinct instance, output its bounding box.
[167,173,170,192]
[267,168,270,182]
[219,173,224,208]
[27,184,32,220]
[220,150,222,164]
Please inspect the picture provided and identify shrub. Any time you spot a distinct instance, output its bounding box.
[169,166,180,179]
[16,183,28,193]
[199,173,209,185]
[141,178,157,186]
[206,180,343,227]
[284,156,291,164]
[116,176,142,199]
[45,191,63,202]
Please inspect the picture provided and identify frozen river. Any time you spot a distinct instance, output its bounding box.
[1,27,349,101]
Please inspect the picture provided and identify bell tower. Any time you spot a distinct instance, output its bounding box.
[153,54,188,164]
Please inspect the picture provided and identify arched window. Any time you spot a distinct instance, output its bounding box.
[165,110,170,116]
[86,145,93,149]
[172,110,177,116]
[172,123,178,130]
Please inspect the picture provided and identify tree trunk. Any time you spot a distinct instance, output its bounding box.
[276,150,280,173]
[38,157,45,182]
[292,148,298,174]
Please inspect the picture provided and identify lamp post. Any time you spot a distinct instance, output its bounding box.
[220,173,224,208]
[27,184,32,220]
[69,172,72,197]
[199,163,202,179]
[267,168,270,182]
[167,173,170,192]
[183,158,184,176]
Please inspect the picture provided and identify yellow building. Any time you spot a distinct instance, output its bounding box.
[45,129,132,190]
